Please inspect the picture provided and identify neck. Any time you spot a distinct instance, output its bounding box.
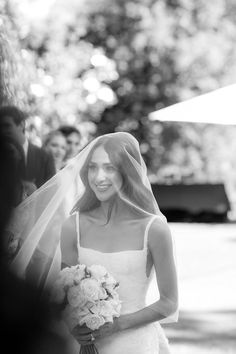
[55,160,62,171]
[99,196,127,222]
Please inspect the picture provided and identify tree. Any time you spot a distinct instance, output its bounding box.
[2,0,236,188]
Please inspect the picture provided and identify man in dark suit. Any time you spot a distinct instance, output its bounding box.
[0,126,69,354]
[0,106,56,189]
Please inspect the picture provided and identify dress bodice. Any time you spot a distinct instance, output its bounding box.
[76,213,157,315]
[67,213,171,354]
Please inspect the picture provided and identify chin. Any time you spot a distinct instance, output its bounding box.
[95,191,116,203]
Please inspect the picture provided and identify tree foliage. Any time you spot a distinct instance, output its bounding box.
[1,0,236,195]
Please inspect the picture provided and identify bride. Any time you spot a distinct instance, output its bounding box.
[11,132,178,353]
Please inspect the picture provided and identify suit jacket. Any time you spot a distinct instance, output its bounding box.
[25,143,56,188]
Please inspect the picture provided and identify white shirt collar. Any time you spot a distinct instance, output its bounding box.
[22,139,29,160]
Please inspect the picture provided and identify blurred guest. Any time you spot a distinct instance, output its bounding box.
[26,121,42,147]
[0,137,23,241]
[0,128,69,354]
[58,125,81,160]
[0,106,56,188]
[43,130,67,171]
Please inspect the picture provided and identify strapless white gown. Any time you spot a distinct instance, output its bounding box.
[68,214,171,353]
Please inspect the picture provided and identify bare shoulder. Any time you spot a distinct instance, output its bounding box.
[148,217,173,250]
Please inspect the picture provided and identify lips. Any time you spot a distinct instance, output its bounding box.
[95,184,111,192]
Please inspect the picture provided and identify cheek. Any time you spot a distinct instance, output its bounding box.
[52,146,59,154]
[114,173,123,189]
[88,171,94,185]
[48,145,55,152]
[72,143,79,149]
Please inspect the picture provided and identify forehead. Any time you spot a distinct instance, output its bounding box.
[67,132,80,143]
[51,135,66,144]
[90,146,110,164]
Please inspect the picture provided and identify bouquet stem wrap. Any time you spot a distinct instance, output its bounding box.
[80,344,99,354]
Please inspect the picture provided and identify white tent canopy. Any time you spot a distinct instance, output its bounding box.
[149,84,236,125]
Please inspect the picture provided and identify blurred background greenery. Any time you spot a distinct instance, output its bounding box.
[1,0,236,210]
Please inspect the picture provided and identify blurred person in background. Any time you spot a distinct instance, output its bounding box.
[58,125,82,161]
[0,136,36,261]
[26,121,42,147]
[43,130,67,171]
[0,106,56,188]
[0,128,69,354]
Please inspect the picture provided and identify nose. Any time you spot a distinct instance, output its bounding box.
[95,168,106,183]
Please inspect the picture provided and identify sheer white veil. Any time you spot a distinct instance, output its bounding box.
[10,132,177,322]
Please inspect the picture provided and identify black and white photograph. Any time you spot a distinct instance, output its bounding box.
[1,1,236,353]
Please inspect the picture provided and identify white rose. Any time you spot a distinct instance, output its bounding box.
[80,313,105,330]
[89,303,100,315]
[64,272,76,288]
[60,266,75,278]
[60,265,78,277]
[74,306,90,321]
[108,290,120,301]
[104,275,119,293]
[104,283,115,294]
[89,265,107,281]
[67,285,86,307]
[89,300,115,323]
[58,270,75,288]
[62,305,80,330]
[74,265,86,284]
[99,286,108,300]
[109,298,122,316]
[80,278,100,301]
[103,315,113,323]
[91,300,113,317]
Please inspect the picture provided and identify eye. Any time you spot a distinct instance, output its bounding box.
[88,164,97,171]
[105,165,116,172]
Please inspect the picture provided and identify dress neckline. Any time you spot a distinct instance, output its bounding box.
[78,244,145,255]
[76,212,157,255]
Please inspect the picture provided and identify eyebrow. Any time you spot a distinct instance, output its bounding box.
[89,162,114,166]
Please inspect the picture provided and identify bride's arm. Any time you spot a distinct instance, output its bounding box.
[93,218,178,338]
[60,215,94,345]
[60,215,78,268]
[118,219,178,330]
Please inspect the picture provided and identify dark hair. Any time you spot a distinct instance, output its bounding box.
[71,133,156,217]
[0,106,26,126]
[58,125,81,138]
[0,134,25,238]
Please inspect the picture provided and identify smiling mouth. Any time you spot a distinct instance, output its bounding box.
[96,185,111,192]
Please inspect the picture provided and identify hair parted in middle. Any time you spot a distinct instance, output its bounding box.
[71,132,156,218]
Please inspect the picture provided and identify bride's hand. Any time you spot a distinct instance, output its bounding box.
[72,324,93,346]
[92,318,120,340]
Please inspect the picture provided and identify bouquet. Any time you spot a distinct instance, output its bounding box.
[50,264,121,354]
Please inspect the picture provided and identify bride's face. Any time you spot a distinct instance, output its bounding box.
[88,145,123,202]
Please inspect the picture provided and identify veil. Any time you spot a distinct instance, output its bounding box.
[10,132,178,323]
